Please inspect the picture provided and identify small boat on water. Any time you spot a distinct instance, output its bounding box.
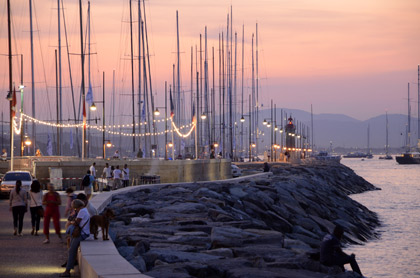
[313,151,341,162]
[379,154,393,160]
[396,74,420,165]
[396,152,420,164]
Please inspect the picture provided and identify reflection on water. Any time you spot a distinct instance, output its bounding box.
[341,159,420,278]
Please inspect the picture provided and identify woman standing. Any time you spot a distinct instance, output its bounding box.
[29,180,43,236]
[42,183,62,244]
[9,180,28,236]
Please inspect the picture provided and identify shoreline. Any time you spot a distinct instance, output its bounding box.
[107,160,380,278]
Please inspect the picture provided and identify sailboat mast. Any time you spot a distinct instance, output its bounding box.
[58,0,62,155]
[234,31,237,160]
[142,0,156,150]
[418,65,420,149]
[241,25,244,158]
[256,23,259,157]
[408,83,411,151]
[7,0,13,166]
[129,0,136,154]
[311,104,314,150]
[138,0,142,150]
[176,10,181,156]
[55,50,59,155]
[251,33,254,160]
[87,1,91,157]
[79,0,86,159]
[29,0,36,155]
[386,111,389,155]
[367,124,370,154]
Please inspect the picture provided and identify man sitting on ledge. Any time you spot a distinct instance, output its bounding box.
[320,224,363,276]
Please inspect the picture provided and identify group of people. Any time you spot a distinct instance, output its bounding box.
[83,162,130,195]
[8,179,98,277]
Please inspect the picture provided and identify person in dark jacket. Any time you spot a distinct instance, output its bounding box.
[263,162,270,172]
[320,225,363,276]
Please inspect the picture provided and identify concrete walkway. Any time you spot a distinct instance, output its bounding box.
[0,192,80,278]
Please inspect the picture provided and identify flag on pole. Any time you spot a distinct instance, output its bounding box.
[192,102,196,124]
[169,88,174,117]
[86,83,93,106]
[83,98,87,128]
[70,128,73,150]
[11,86,17,118]
[47,133,53,156]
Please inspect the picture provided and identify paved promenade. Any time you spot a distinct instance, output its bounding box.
[0,192,79,278]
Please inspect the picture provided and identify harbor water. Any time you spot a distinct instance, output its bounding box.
[341,158,420,278]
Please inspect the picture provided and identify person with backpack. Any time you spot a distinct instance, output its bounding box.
[81,170,94,200]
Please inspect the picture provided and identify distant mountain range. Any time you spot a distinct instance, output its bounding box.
[257,108,419,150]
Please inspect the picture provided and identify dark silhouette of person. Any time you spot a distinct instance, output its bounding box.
[263,162,270,172]
[320,225,363,276]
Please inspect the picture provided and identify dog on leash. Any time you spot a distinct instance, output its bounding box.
[90,208,115,240]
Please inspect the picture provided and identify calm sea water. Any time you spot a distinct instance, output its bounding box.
[341,158,420,278]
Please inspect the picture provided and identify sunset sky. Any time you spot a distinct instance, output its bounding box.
[0,0,419,123]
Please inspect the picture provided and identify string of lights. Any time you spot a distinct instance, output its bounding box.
[18,112,195,138]
[172,120,196,138]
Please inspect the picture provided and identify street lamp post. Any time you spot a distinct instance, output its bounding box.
[240,114,252,162]
[90,72,107,159]
[153,82,168,159]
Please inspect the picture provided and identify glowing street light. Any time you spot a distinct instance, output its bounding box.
[201,113,207,120]
[90,103,97,111]
[154,108,160,116]
[24,137,32,146]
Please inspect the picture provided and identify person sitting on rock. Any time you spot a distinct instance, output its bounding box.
[263,162,270,172]
[320,224,363,276]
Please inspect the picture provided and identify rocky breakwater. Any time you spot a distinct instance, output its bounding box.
[108,161,380,278]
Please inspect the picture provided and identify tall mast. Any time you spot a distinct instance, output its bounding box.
[418,65,420,149]
[407,83,411,151]
[205,26,209,153]
[255,23,259,158]
[222,32,225,157]
[129,0,135,154]
[55,50,59,155]
[142,0,156,150]
[212,46,215,146]
[87,1,91,157]
[234,31,237,160]
[176,10,181,156]
[386,111,389,156]
[112,69,115,148]
[58,0,62,155]
[7,0,13,162]
[311,104,314,150]
[251,33,254,160]
[191,46,193,148]
[367,124,370,154]
[79,0,86,159]
[138,0,142,150]
[241,24,244,157]
[199,33,203,152]
[226,14,230,158]
[218,34,221,154]
[29,0,36,155]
